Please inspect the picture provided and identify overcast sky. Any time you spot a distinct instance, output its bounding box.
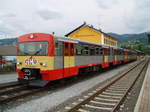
[0,0,149,39]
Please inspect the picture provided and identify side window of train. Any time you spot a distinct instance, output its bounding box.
[55,41,59,56]
[95,47,99,55]
[120,50,122,55]
[121,50,123,55]
[59,42,63,56]
[76,44,82,55]
[100,48,103,55]
[90,47,95,56]
[84,46,89,56]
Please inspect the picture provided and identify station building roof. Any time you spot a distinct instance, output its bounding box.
[65,22,118,41]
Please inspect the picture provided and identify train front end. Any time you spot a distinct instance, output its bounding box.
[16,33,54,87]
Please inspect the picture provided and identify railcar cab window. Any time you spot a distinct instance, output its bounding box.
[18,41,48,55]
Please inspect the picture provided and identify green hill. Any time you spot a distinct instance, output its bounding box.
[0,38,17,45]
[108,32,149,45]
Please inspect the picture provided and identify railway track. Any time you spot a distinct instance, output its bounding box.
[0,81,21,90]
[0,83,47,104]
[65,59,148,112]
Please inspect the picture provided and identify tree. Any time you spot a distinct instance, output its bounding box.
[120,39,150,55]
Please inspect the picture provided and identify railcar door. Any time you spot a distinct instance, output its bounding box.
[109,47,113,62]
[63,42,76,78]
[104,48,108,67]
[114,49,117,64]
[54,40,64,79]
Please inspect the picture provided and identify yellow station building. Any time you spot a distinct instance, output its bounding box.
[65,22,118,47]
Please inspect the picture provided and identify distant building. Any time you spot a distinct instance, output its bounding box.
[65,22,118,47]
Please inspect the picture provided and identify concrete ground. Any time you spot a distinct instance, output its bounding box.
[0,72,17,84]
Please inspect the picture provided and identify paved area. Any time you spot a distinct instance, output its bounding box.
[0,73,17,84]
[134,61,150,112]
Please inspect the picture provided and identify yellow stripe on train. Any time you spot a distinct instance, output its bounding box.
[104,56,108,62]
[16,56,54,70]
[64,56,75,68]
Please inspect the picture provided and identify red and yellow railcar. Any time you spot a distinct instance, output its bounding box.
[16,33,138,87]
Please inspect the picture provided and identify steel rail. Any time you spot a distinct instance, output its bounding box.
[0,81,20,89]
[67,59,147,112]
[111,59,149,112]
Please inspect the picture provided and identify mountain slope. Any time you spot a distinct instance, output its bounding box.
[0,32,149,45]
[108,32,149,45]
[0,38,17,45]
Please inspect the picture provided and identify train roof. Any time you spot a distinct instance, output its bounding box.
[55,36,110,48]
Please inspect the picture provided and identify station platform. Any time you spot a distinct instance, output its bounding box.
[134,60,150,112]
[0,73,17,84]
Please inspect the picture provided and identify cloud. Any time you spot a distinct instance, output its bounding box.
[0,12,17,35]
[123,0,150,32]
[96,0,118,9]
[37,9,62,20]
[0,0,149,39]
[0,13,16,18]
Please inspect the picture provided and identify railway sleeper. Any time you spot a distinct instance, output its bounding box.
[105,89,125,94]
[102,91,124,96]
[107,88,127,92]
[98,94,122,99]
[82,104,112,112]
[94,97,119,103]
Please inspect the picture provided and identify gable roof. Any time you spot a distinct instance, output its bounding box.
[65,22,87,37]
[65,22,118,41]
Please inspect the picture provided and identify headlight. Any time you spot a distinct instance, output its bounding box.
[40,62,47,67]
[17,62,22,65]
